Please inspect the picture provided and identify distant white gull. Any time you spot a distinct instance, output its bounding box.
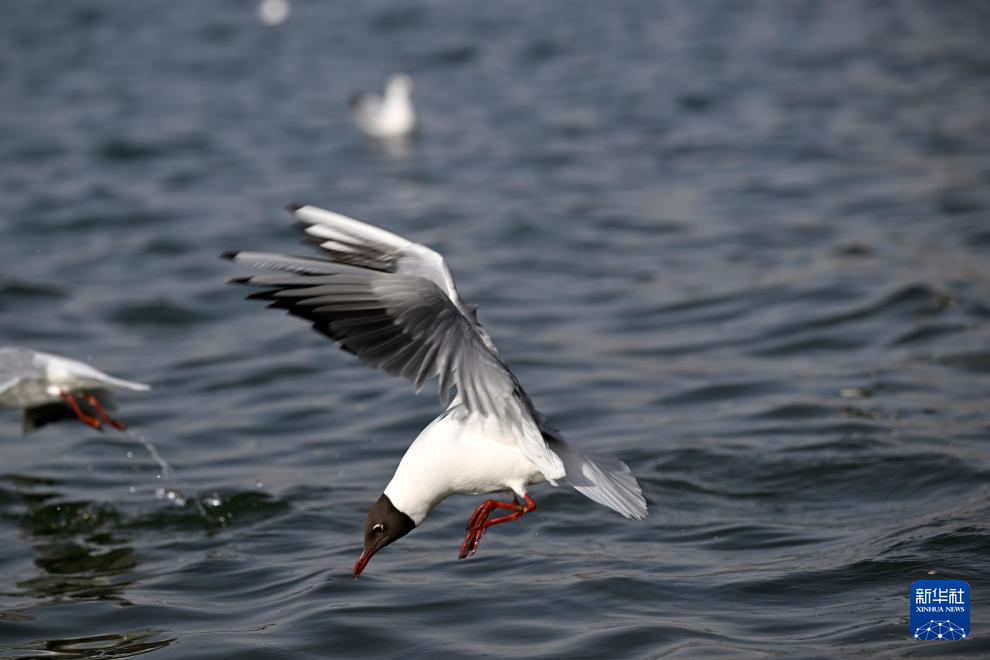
[0,347,149,433]
[226,204,648,577]
[350,73,417,139]
[257,0,290,26]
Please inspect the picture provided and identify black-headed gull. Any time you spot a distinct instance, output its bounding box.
[226,205,647,577]
[350,73,417,139]
[0,347,149,433]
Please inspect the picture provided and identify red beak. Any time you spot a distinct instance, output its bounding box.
[353,541,384,579]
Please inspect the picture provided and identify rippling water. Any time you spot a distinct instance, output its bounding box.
[2,1,989,657]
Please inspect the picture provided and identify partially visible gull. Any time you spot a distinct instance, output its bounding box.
[0,347,149,433]
[257,0,290,26]
[226,204,647,577]
[350,73,417,139]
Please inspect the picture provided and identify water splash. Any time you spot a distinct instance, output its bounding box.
[155,487,186,507]
[156,487,203,519]
[121,430,232,519]
[152,487,227,520]
[123,428,172,478]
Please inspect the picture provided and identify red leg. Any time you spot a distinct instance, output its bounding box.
[83,392,127,431]
[483,495,536,528]
[459,494,536,559]
[466,497,520,531]
[59,391,103,431]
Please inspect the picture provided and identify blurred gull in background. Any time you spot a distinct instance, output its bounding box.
[257,0,290,26]
[350,73,417,140]
[0,347,149,433]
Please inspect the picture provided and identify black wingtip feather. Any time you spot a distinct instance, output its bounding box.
[228,276,254,286]
[221,250,240,261]
[285,203,306,214]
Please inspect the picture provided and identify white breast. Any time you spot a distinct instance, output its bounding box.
[383,408,548,525]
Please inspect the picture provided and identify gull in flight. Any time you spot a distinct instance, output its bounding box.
[0,347,149,433]
[226,205,647,577]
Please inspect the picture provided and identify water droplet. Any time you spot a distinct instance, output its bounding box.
[128,486,136,494]
[164,490,187,507]
[839,387,871,399]
[126,451,134,459]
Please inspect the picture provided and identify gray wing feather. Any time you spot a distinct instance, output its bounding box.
[0,375,22,395]
[0,347,40,394]
[253,270,514,415]
[227,206,566,478]
[546,436,649,519]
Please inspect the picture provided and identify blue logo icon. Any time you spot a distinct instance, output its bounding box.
[911,580,970,640]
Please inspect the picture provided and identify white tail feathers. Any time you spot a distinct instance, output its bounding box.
[549,440,648,519]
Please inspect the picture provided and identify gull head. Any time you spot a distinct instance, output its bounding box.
[353,493,415,578]
[387,73,414,97]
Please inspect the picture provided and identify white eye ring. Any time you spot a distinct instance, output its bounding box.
[372,523,384,533]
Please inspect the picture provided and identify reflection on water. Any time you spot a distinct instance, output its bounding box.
[1,473,289,657]
[18,543,137,605]
[6,476,134,608]
[377,135,416,160]
[3,629,174,660]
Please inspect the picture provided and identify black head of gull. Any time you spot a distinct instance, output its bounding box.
[226,204,648,577]
[354,494,416,577]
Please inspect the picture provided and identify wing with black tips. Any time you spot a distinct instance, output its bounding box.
[226,205,565,479]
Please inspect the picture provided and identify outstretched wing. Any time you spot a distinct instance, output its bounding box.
[0,347,38,395]
[226,205,565,479]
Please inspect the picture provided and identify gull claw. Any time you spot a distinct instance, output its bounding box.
[59,391,105,431]
[459,527,485,559]
[458,495,535,560]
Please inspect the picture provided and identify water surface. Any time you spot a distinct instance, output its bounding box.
[1,1,989,657]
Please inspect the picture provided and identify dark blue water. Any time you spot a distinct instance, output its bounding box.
[2,1,989,657]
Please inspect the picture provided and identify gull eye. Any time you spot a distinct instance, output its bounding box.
[372,523,384,533]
